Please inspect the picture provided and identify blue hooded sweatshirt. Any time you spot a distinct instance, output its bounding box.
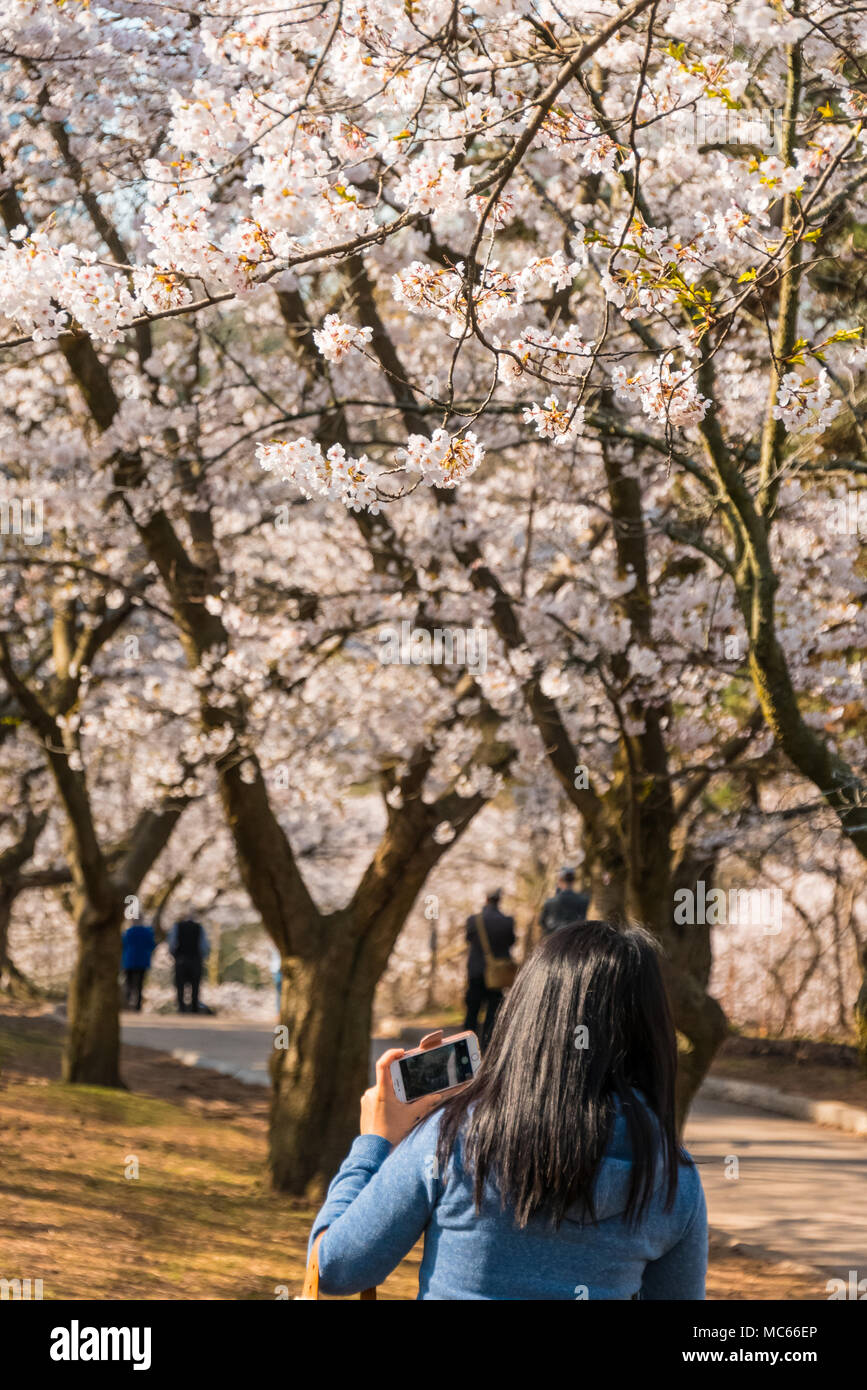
[121,923,156,971]
[309,1097,707,1300]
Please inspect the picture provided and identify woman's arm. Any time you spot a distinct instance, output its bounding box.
[310,1119,440,1296]
[307,1036,449,1296]
[640,1164,708,1300]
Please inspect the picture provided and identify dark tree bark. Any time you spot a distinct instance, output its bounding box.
[64,898,125,1084]
[269,937,375,1196]
[856,946,867,1075]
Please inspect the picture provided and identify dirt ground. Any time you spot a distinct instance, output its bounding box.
[712,1034,867,1110]
[0,1005,827,1300]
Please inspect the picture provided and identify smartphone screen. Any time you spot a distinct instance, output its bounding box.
[396,1038,475,1102]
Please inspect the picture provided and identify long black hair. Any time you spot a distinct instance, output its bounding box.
[434,921,684,1229]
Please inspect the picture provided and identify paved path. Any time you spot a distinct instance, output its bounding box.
[122,1014,866,1277]
[123,1013,276,1085]
[121,1013,400,1086]
[685,1094,866,1278]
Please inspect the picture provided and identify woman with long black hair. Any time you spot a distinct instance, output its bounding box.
[308,922,707,1299]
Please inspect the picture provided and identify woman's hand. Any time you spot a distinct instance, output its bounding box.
[360,1030,447,1145]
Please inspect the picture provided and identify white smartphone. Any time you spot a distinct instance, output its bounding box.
[390,1031,481,1104]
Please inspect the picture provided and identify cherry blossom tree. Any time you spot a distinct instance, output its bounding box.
[0,547,195,1080]
[3,0,867,1184]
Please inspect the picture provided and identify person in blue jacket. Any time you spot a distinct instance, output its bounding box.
[121,920,156,1011]
[309,921,708,1300]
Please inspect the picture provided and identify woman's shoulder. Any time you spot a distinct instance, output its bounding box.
[397,1103,471,1181]
[393,1107,448,1165]
[677,1146,703,1186]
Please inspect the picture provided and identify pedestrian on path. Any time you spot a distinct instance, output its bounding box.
[168,915,210,1013]
[540,867,590,935]
[463,889,516,1049]
[121,919,156,1011]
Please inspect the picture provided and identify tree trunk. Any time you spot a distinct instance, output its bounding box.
[665,845,730,1127]
[0,888,42,1000]
[63,905,124,1086]
[583,811,730,1130]
[855,947,867,1076]
[269,934,377,1197]
[0,808,52,993]
[663,959,729,1131]
[426,918,438,1010]
[0,886,12,987]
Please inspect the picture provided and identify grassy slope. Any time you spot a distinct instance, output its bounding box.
[0,1016,420,1301]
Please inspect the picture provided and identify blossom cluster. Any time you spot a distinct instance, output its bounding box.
[613,355,711,429]
[773,369,842,436]
[522,396,586,446]
[312,315,374,363]
[258,427,484,510]
[0,233,136,344]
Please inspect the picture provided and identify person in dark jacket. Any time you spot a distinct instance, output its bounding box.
[463,889,515,1049]
[121,920,156,1011]
[168,916,210,1013]
[540,868,590,935]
